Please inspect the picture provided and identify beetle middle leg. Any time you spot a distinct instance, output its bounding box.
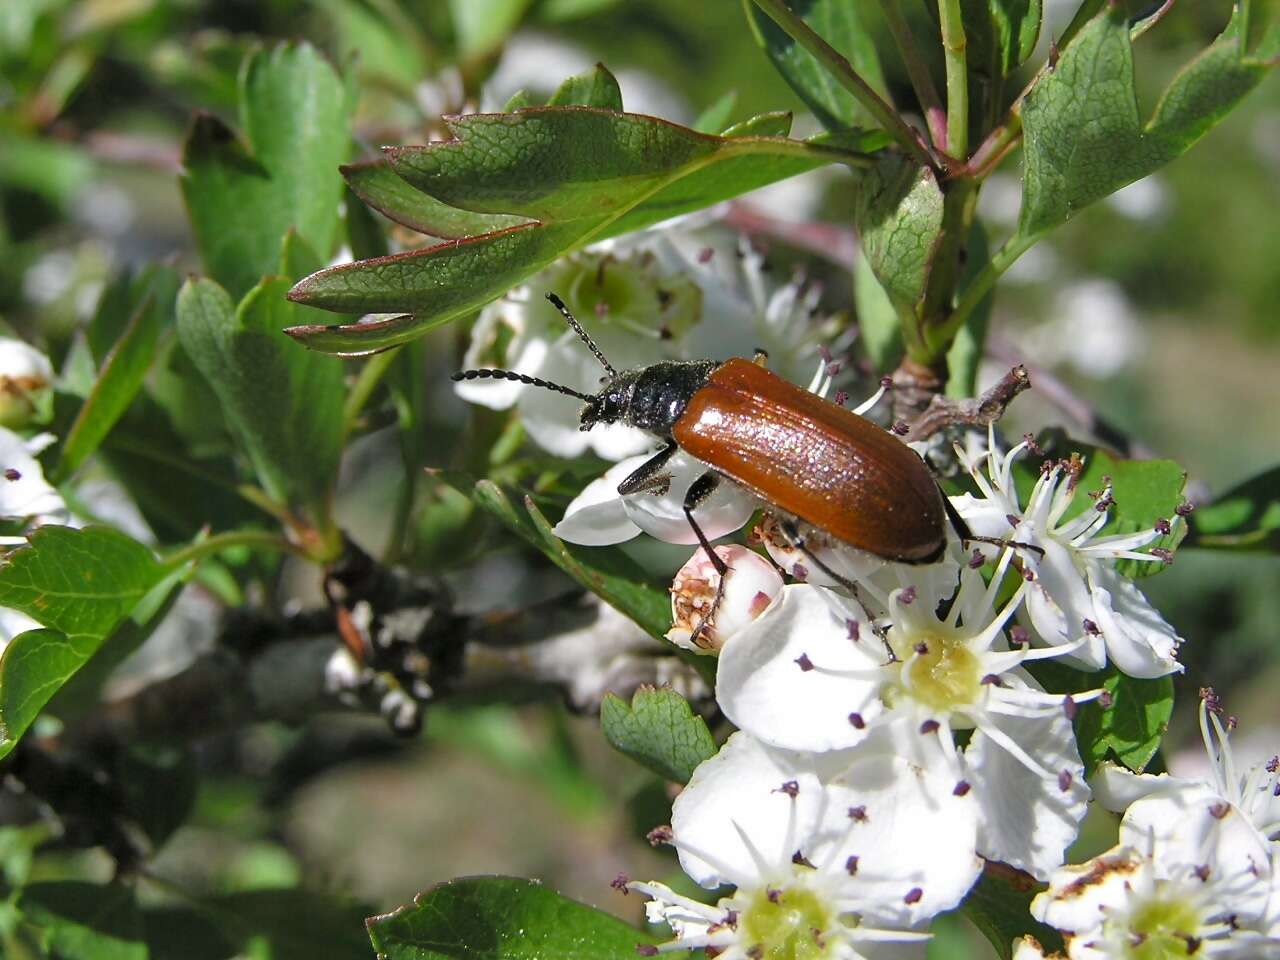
[681,471,731,648]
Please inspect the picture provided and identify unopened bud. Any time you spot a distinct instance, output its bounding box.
[666,545,782,654]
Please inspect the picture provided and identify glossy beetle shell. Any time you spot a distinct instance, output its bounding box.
[672,358,947,562]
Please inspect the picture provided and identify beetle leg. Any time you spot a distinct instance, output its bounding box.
[777,518,898,664]
[943,497,1046,560]
[616,441,678,497]
[683,471,731,649]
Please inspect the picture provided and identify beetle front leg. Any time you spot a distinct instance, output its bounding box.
[617,441,678,497]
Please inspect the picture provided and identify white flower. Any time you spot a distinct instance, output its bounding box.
[666,544,783,654]
[715,548,1099,879]
[1031,785,1280,957]
[552,450,757,547]
[629,731,982,959]
[0,338,53,429]
[951,427,1184,678]
[1093,690,1280,846]
[0,428,69,542]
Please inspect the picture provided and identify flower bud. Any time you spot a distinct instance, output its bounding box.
[0,339,53,429]
[666,544,782,654]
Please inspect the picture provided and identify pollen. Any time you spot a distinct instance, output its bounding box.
[740,882,835,960]
[884,627,982,715]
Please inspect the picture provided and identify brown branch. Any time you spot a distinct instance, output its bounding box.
[902,363,1031,442]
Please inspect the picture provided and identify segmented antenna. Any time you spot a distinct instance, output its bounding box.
[545,292,616,377]
[451,368,594,403]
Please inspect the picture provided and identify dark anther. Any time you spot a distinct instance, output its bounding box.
[899,586,917,605]
[776,780,800,798]
[698,246,714,263]
[646,825,674,846]
[612,874,630,893]
[1098,690,1114,709]
[1194,865,1211,882]
[1154,518,1171,535]
[1209,802,1230,820]
[1063,696,1078,720]
[1006,513,1021,528]
[891,420,910,436]
[1058,770,1073,792]
[767,889,782,904]
[1082,619,1100,636]
[846,620,861,642]
[792,563,808,581]
[637,945,659,957]
[920,719,940,735]
[795,653,815,672]
[913,641,930,656]
[903,888,923,905]
[968,550,985,569]
[845,855,860,875]
[981,674,1003,686]
[3,468,20,481]
[791,850,816,869]
[1200,687,1222,714]
[848,806,868,822]
[1010,625,1030,645]
[1023,433,1045,456]
[848,712,866,729]
[1175,501,1195,517]
[1266,756,1278,774]
[1151,547,1175,564]
[954,781,971,796]
[833,390,848,407]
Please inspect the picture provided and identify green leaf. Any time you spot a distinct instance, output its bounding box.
[961,0,1042,78]
[175,275,345,519]
[56,268,178,481]
[547,63,623,110]
[287,108,867,353]
[87,263,177,366]
[341,160,527,239]
[1019,6,1274,238]
[180,43,351,297]
[472,480,670,639]
[693,90,738,133]
[721,110,793,138]
[366,876,655,960]
[600,686,716,783]
[854,154,944,320]
[959,869,1061,960]
[1187,465,1280,551]
[853,247,901,373]
[745,0,888,130]
[17,882,146,960]
[1033,661,1173,775]
[0,526,165,758]
[448,0,532,59]
[1243,0,1280,64]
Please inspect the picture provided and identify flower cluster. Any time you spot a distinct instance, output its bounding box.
[450,225,1264,956]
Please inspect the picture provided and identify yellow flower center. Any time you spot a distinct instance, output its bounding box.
[884,628,982,715]
[1121,897,1203,959]
[741,884,835,960]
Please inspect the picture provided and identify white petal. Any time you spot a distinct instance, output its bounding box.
[553,457,646,545]
[1024,538,1093,645]
[948,493,1012,542]
[1087,563,1183,679]
[0,426,67,522]
[967,678,1089,879]
[1031,845,1145,934]
[1090,762,1196,814]
[620,451,757,546]
[830,748,983,927]
[670,731,850,890]
[716,584,884,753]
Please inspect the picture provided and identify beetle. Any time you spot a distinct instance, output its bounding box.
[453,294,957,588]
